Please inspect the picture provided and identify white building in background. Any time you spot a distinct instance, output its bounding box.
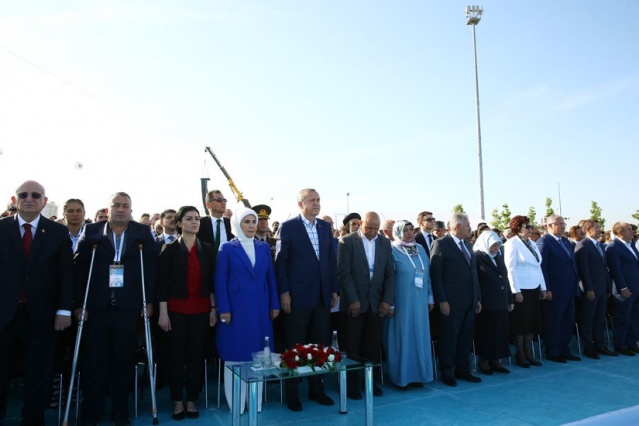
[42,201,59,219]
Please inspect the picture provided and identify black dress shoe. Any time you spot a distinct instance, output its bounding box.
[286,398,303,412]
[584,348,600,359]
[488,362,510,374]
[186,410,199,419]
[629,346,639,353]
[347,388,362,400]
[454,372,481,383]
[441,376,457,387]
[527,359,542,366]
[616,348,636,356]
[516,360,530,368]
[597,347,619,357]
[565,354,581,361]
[372,384,384,396]
[408,382,425,388]
[479,366,493,375]
[172,411,185,421]
[393,383,410,391]
[548,356,567,363]
[309,392,334,406]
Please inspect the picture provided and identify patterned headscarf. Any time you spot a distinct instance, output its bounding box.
[473,230,502,258]
[392,220,419,255]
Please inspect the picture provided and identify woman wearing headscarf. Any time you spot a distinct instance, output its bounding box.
[383,220,434,389]
[503,215,548,368]
[157,206,215,420]
[473,231,513,375]
[215,207,280,413]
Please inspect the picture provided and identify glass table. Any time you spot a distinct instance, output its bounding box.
[226,355,377,426]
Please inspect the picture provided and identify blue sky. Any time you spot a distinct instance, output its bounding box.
[1,1,637,228]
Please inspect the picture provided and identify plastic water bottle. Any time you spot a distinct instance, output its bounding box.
[262,336,271,367]
[331,330,339,351]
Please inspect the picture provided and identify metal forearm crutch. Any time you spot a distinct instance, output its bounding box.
[62,244,97,426]
[139,243,159,424]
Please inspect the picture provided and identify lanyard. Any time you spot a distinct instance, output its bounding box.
[400,246,425,272]
[113,230,125,263]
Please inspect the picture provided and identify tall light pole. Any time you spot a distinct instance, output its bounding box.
[465,5,485,220]
[346,192,350,214]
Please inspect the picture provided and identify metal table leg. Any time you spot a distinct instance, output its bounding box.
[249,377,258,426]
[364,363,373,426]
[339,365,347,414]
[232,365,241,426]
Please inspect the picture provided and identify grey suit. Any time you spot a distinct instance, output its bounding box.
[338,232,394,387]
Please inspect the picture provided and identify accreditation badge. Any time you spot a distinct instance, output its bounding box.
[109,264,124,288]
[414,272,424,288]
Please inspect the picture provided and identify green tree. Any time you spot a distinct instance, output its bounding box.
[527,206,538,227]
[590,201,605,230]
[452,204,465,214]
[633,210,639,223]
[545,197,555,218]
[490,204,512,230]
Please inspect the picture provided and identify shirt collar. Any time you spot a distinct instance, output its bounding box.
[17,214,41,230]
[359,229,377,242]
[301,215,316,227]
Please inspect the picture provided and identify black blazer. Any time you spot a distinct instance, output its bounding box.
[0,214,73,329]
[475,251,513,311]
[157,238,213,301]
[430,234,481,310]
[575,238,610,295]
[415,232,436,258]
[74,220,157,313]
[197,216,234,246]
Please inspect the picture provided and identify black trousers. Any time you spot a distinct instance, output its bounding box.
[0,305,57,426]
[580,293,607,350]
[340,310,383,386]
[283,305,331,400]
[167,312,209,402]
[438,307,475,377]
[80,306,139,423]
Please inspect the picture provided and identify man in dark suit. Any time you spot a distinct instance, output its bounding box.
[74,192,157,426]
[575,220,617,358]
[537,214,580,363]
[253,204,277,256]
[197,190,234,262]
[606,221,639,356]
[338,211,394,399]
[430,213,482,386]
[415,211,437,257]
[154,208,177,250]
[0,180,73,426]
[275,188,339,412]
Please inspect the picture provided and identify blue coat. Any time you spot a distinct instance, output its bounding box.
[215,238,280,361]
[606,238,639,293]
[537,234,578,299]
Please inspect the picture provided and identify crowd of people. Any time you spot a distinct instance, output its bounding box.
[2,180,639,426]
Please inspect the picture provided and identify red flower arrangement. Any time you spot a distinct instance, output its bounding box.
[279,343,342,372]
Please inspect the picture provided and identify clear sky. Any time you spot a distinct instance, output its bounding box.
[1,1,637,228]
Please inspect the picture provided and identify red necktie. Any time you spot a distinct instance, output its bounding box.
[22,223,33,257]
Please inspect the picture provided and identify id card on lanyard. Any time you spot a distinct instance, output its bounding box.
[109,230,126,288]
[401,247,425,288]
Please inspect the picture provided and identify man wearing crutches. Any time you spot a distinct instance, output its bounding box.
[74,192,157,426]
[0,180,74,426]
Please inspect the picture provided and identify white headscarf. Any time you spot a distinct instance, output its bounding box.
[473,230,502,258]
[231,207,257,266]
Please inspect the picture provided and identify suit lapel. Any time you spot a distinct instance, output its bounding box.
[8,216,24,258]
[296,216,318,260]
[447,235,470,267]
[353,233,368,266]
[236,242,256,277]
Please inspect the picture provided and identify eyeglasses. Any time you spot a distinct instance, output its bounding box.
[210,198,227,203]
[424,218,436,222]
[550,222,566,227]
[523,225,533,230]
[17,192,43,200]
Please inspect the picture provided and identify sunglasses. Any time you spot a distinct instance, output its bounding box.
[523,225,533,230]
[17,192,43,200]
[424,218,436,222]
[210,198,227,203]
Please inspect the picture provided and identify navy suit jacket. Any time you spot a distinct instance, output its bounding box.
[575,238,610,296]
[197,216,234,247]
[0,214,73,330]
[74,220,157,313]
[275,215,339,310]
[537,234,579,299]
[606,238,639,293]
[430,234,480,310]
[415,232,436,258]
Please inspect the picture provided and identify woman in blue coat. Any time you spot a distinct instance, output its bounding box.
[215,207,280,413]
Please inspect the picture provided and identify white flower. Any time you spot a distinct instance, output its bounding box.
[303,344,311,349]
[307,353,313,360]
[295,355,300,362]
[328,354,335,362]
